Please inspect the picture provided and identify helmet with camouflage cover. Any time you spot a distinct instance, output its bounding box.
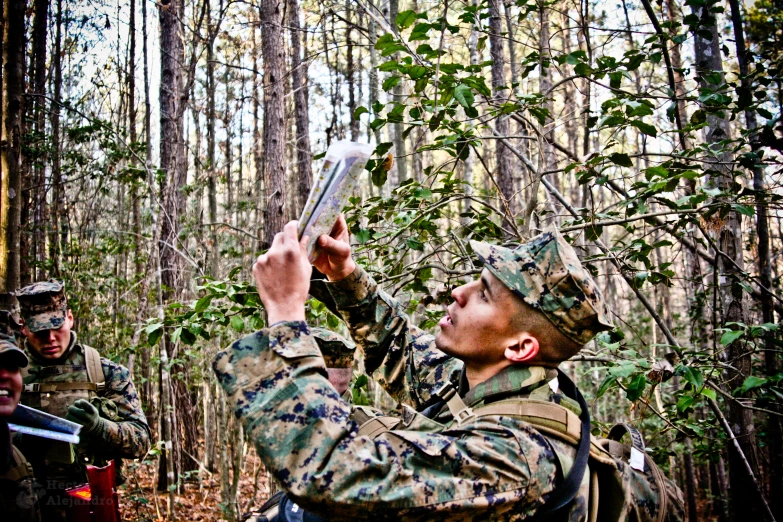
[469,224,613,346]
[15,280,68,333]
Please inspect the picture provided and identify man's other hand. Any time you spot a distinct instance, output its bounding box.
[312,214,356,281]
[253,221,310,324]
[66,399,105,436]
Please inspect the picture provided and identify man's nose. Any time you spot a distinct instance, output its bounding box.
[451,284,468,306]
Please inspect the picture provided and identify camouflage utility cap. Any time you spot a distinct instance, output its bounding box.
[470,225,613,345]
[0,327,28,368]
[15,280,68,333]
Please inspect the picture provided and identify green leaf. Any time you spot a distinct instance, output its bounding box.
[609,72,623,89]
[676,395,695,412]
[609,153,633,167]
[406,238,425,251]
[147,326,164,346]
[631,120,658,137]
[195,295,212,313]
[382,75,401,90]
[354,228,372,244]
[720,329,744,346]
[626,374,647,401]
[680,365,704,389]
[739,376,767,394]
[700,388,717,401]
[596,375,617,398]
[574,62,593,76]
[407,65,428,80]
[353,106,369,120]
[230,315,245,333]
[454,84,475,108]
[396,9,417,30]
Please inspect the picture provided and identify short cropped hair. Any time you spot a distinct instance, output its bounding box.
[509,296,584,364]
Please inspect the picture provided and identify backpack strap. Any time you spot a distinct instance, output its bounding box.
[2,446,34,482]
[83,345,106,394]
[606,423,669,522]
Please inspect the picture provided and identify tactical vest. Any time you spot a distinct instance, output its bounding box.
[20,343,105,418]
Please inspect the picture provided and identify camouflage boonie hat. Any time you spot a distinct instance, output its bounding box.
[15,280,68,333]
[469,225,613,345]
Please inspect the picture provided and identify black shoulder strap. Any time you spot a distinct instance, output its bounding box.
[529,369,591,521]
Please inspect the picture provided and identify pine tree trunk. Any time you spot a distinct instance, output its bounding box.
[488,0,513,226]
[694,7,764,519]
[260,0,287,248]
[30,0,48,280]
[0,0,25,297]
[48,0,63,278]
[288,0,313,216]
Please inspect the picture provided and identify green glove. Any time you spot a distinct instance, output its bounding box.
[65,399,106,437]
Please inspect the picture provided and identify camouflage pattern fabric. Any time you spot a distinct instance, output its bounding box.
[20,333,150,460]
[0,439,41,522]
[469,224,613,345]
[15,281,68,333]
[214,266,589,521]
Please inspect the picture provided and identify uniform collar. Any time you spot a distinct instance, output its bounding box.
[461,364,557,407]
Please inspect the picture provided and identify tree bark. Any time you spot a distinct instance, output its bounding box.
[260,0,287,248]
[0,0,25,298]
[693,6,764,519]
[727,2,782,516]
[30,0,49,280]
[488,0,513,227]
[288,0,313,216]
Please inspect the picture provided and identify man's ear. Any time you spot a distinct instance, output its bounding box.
[504,333,540,364]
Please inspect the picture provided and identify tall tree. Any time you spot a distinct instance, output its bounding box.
[488,0,513,226]
[693,4,764,520]
[30,0,49,279]
[288,0,312,216]
[260,0,287,248]
[0,0,26,302]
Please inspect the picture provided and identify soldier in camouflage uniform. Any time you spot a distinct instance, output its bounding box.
[0,312,40,522]
[214,218,682,521]
[14,281,150,521]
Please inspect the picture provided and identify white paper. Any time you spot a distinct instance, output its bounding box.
[548,377,559,394]
[630,447,646,472]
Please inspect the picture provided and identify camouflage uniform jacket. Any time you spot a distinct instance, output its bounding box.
[1,426,41,522]
[21,333,150,461]
[215,266,592,521]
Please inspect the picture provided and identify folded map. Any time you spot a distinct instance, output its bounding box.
[298,140,374,262]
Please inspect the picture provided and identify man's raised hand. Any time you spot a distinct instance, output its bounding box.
[312,214,356,281]
[253,221,311,324]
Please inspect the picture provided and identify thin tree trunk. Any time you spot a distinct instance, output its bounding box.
[694,7,763,519]
[288,0,313,216]
[0,0,25,299]
[31,0,48,280]
[48,0,63,278]
[726,2,782,516]
[260,0,287,248]
[488,0,513,226]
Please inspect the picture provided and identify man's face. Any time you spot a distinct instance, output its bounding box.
[22,310,74,360]
[0,361,22,417]
[436,270,522,368]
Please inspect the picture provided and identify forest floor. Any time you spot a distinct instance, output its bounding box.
[118,448,271,522]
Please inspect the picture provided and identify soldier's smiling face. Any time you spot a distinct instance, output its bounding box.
[436,270,523,370]
[22,309,74,360]
[0,360,22,417]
